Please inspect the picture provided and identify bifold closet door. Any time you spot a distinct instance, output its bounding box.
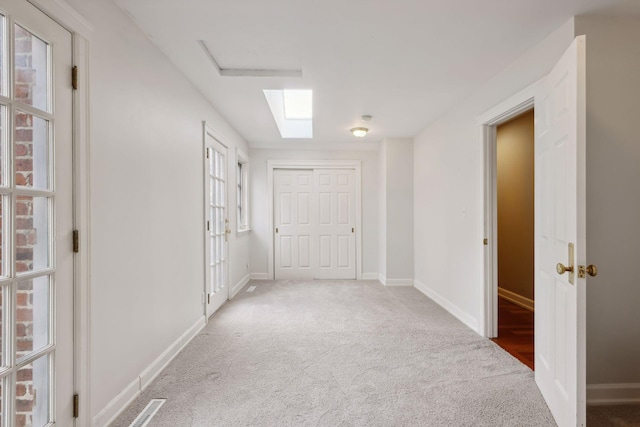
[274,170,314,279]
[314,170,356,279]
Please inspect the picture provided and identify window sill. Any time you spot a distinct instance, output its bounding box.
[237,228,251,236]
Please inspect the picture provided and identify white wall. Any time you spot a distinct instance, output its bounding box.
[378,139,414,283]
[413,19,576,331]
[64,0,250,420]
[250,148,379,278]
[575,15,640,386]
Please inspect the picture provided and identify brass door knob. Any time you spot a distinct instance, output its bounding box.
[585,265,598,277]
[556,263,574,275]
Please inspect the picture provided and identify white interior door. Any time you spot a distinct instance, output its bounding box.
[534,36,586,427]
[204,135,229,317]
[0,0,74,425]
[314,169,356,280]
[274,170,313,280]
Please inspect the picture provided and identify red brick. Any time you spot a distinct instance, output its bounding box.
[16,159,33,172]
[16,397,34,412]
[15,69,35,84]
[16,308,33,322]
[16,218,33,229]
[15,143,32,156]
[15,114,32,128]
[15,84,31,100]
[17,368,32,381]
[15,129,32,142]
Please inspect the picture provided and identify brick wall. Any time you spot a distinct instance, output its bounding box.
[14,24,36,427]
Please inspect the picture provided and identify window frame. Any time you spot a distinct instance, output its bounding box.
[236,148,250,234]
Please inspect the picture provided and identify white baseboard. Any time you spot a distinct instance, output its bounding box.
[498,287,535,311]
[587,383,640,405]
[250,272,270,280]
[230,274,251,299]
[361,272,378,280]
[384,278,414,287]
[93,316,206,427]
[414,280,479,333]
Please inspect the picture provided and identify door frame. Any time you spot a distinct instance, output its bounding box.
[25,1,93,425]
[266,160,362,280]
[477,81,539,338]
[202,123,230,319]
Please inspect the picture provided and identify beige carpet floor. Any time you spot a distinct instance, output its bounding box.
[112,280,562,426]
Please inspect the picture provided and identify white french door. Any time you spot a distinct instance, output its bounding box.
[314,169,356,280]
[274,170,313,280]
[274,169,356,280]
[534,36,587,427]
[204,134,229,318]
[0,0,74,425]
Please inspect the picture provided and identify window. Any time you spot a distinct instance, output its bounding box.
[236,149,250,232]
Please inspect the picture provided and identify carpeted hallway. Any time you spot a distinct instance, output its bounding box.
[112,280,557,426]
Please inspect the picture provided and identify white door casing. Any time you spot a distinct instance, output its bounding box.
[204,130,229,317]
[314,169,356,280]
[274,169,314,280]
[0,0,74,425]
[534,36,586,427]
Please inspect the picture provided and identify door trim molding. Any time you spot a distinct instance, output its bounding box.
[267,160,363,280]
[24,1,93,425]
[203,123,231,319]
[477,80,539,338]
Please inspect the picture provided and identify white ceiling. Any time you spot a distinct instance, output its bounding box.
[114,0,634,148]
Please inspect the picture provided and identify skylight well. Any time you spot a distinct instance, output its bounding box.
[264,89,313,138]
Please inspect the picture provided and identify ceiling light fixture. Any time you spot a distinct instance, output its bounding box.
[351,127,369,138]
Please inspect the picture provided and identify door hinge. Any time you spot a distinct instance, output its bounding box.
[206,148,210,159]
[207,294,211,304]
[73,394,79,418]
[483,238,488,246]
[73,230,79,253]
[207,221,210,231]
[72,66,78,90]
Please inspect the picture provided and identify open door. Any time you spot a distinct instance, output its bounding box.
[534,36,588,427]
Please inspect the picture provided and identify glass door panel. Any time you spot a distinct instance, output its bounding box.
[0,1,74,425]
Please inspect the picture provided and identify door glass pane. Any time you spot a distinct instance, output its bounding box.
[15,113,49,189]
[0,196,5,277]
[0,105,5,187]
[16,276,50,360]
[14,25,49,112]
[16,196,49,273]
[16,355,50,427]
[0,285,5,367]
[0,14,5,97]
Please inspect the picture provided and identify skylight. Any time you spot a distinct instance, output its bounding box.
[283,90,312,119]
[264,89,313,138]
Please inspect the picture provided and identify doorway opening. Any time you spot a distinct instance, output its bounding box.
[490,110,535,370]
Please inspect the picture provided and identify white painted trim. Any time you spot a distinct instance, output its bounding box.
[230,274,251,299]
[92,377,139,427]
[361,272,378,280]
[93,317,206,427]
[23,2,93,424]
[250,273,270,280]
[28,0,94,39]
[478,80,539,339]
[203,123,231,319]
[498,287,535,311]
[587,383,640,406]
[384,279,414,287]
[414,280,480,334]
[378,273,386,286]
[72,33,92,427]
[267,160,363,280]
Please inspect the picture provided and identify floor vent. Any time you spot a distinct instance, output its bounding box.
[247,286,256,292]
[129,399,166,427]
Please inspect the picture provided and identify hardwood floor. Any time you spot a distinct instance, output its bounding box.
[492,297,534,370]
